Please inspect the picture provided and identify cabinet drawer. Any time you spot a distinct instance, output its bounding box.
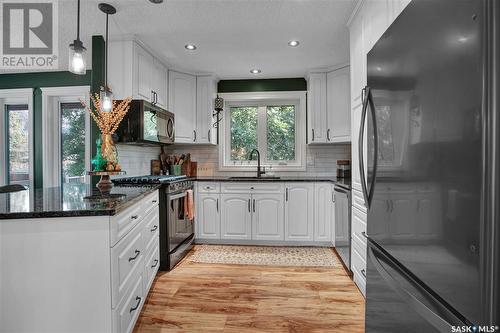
[351,206,367,245]
[352,188,367,213]
[112,272,144,333]
[198,182,220,193]
[110,201,144,247]
[142,191,159,216]
[221,182,284,194]
[144,245,160,293]
[351,246,366,297]
[142,207,159,252]
[111,222,144,308]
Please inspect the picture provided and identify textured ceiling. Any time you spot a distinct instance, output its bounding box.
[34,0,356,79]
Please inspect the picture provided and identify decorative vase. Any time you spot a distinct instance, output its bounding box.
[101,133,118,169]
[91,138,107,171]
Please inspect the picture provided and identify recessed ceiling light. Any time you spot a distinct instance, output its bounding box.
[149,0,164,3]
[250,69,261,74]
[185,44,197,50]
[288,40,300,47]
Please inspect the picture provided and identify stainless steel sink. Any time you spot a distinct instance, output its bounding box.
[229,176,281,180]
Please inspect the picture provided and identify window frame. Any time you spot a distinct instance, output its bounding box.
[0,88,34,188]
[41,86,91,187]
[218,91,306,172]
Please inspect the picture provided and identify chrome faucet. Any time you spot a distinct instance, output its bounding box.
[248,149,266,178]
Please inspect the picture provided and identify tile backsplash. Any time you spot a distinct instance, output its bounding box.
[116,144,161,176]
[166,144,351,177]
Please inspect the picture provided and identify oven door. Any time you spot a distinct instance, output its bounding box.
[167,191,194,253]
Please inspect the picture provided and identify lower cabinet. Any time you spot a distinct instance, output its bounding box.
[197,193,220,239]
[221,194,252,240]
[314,183,334,242]
[252,193,284,240]
[284,183,314,241]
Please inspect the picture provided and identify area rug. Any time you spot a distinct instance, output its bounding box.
[189,245,339,267]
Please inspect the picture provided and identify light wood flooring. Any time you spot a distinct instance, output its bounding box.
[133,246,365,333]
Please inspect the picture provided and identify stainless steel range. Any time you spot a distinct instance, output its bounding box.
[113,175,194,270]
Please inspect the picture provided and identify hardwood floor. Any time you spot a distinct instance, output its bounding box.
[134,247,365,333]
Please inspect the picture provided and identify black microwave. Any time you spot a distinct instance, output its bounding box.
[115,100,174,145]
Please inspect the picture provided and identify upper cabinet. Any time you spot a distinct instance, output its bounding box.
[168,71,217,145]
[108,40,167,109]
[307,66,351,144]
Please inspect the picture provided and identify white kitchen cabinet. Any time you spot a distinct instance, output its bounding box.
[314,183,334,242]
[168,70,197,143]
[307,73,328,143]
[284,183,314,241]
[220,194,252,240]
[308,68,351,144]
[349,11,366,107]
[327,67,351,143]
[108,40,167,108]
[197,193,220,239]
[252,194,284,241]
[196,75,217,144]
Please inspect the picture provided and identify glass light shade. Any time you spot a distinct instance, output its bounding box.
[68,42,87,75]
[100,89,113,113]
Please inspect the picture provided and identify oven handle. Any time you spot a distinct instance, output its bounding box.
[169,192,187,201]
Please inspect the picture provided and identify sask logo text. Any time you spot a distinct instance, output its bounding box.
[0,0,58,69]
[452,326,499,333]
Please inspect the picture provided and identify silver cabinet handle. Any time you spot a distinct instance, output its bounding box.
[128,250,140,262]
[152,199,157,203]
[131,215,139,220]
[285,188,289,202]
[216,198,219,213]
[150,225,158,232]
[208,129,211,143]
[253,199,256,213]
[361,269,366,277]
[193,130,197,142]
[151,90,155,104]
[312,129,315,141]
[151,259,159,268]
[248,199,251,212]
[129,296,142,313]
[327,129,331,141]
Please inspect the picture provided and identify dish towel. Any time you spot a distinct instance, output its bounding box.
[184,189,195,221]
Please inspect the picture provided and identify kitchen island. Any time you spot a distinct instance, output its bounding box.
[0,183,160,333]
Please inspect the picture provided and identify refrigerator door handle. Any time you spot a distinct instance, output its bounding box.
[359,86,378,208]
[368,241,470,332]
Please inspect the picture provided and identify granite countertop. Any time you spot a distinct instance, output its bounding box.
[193,176,351,189]
[0,184,160,220]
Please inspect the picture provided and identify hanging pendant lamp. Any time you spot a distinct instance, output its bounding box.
[98,3,116,113]
[68,0,87,75]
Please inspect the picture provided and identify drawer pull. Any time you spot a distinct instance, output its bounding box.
[361,269,366,277]
[129,296,142,313]
[128,250,140,262]
[151,259,159,268]
[150,225,158,232]
[152,200,157,203]
[131,215,139,220]
[250,187,254,190]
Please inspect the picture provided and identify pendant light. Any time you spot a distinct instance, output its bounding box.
[68,0,87,74]
[98,3,116,113]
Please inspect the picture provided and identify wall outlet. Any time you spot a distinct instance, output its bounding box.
[197,165,214,176]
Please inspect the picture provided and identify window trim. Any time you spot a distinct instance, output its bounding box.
[0,88,34,188]
[218,91,306,172]
[41,86,91,187]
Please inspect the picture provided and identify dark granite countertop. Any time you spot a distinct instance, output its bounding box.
[0,184,160,220]
[193,176,351,189]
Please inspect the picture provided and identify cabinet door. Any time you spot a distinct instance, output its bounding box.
[349,12,366,107]
[168,71,196,143]
[307,73,327,143]
[327,67,351,142]
[195,76,216,144]
[284,184,314,241]
[314,183,333,242]
[135,45,154,102]
[197,193,220,239]
[151,59,167,108]
[221,194,252,240]
[252,194,284,241]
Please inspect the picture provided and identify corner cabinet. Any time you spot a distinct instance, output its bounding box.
[307,66,351,144]
[168,71,217,144]
[108,40,167,109]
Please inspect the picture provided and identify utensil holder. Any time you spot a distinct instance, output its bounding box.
[170,165,182,176]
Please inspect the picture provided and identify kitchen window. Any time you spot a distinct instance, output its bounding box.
[220,92,306,171]
[61,102,86,184]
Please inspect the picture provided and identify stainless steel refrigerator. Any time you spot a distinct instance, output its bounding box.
[362,0,499,331]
